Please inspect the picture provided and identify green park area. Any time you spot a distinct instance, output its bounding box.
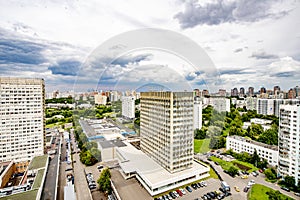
[28,155,48,170]
[0,190,37,200]
[32,169,45,189]
[194,139,210,154]
[210,156,258,172]
[248,184,293,200]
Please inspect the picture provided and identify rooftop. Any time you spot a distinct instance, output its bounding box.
[28,155,48,170]
[117,141,209,189]
[99,139,127,149]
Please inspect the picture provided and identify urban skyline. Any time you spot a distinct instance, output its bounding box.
[0,1,299,92]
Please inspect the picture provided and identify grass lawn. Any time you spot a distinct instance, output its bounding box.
[248,184,293,200]
[209,167,219,179]
[210,156,258,172]
[232,160,258,172]
[194,139,210,153]
[28,155,48,170]
[0,189,37,200]
[32,169,45,189]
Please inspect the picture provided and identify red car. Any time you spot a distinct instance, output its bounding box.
[176,189,183,196]
[259,169,263,173]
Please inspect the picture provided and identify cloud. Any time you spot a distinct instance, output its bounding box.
[48,60,81,76]
[219,68,255,75]
[111,53,152,67]
[234,48,243,53]
[250,50,278,59]
[271,71,293,77]
[0,38,47,65]
[174,0,288,29]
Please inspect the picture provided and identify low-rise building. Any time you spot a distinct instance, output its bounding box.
[226,135,278,166]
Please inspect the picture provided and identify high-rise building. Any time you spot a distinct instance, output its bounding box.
[274,86,281,96]
[231,88,238,97]
[278,104,300,185]
[288,88,296,99]
[202,89,209,97]
[248,87,254,97]
[260,87,266,94]
[193,97,202,130]
[140,92,194,173]
[294,86,300,98]
[0,77,45,162]
[240,87,245,96]
[257,99,274,115]
[121,96,135,119]
[193,89,200,97]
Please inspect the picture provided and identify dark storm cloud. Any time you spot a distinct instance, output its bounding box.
[174,0,287,29]
[48,60,81,76]
[0,38,47,65]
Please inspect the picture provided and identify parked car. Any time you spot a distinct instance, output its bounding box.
[186,186,192,193]
[248,180,255,186]
[244,186,250,193]
[179,188,186,195]
[281,187,290,192]
[241,175,248,179]
[176,189,183,196]
[234,186,240,192]
[294,192,300,197]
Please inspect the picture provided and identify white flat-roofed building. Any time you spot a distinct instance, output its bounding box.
[0,77,45,162]
[121,96,135,119]
[278,104,300,185]
[116,141,209,196]
[226,135,278,166]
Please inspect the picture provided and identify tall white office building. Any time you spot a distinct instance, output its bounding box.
[140,92,194,173]
[278,104,300,185]
[0,77,45,162]
[193,97,202,130]
[121,96,135,119]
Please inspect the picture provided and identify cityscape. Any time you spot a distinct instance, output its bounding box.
[1,1,300,200]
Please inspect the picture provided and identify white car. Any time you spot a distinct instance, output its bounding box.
[248,180,255,186]
[179,188,186,195]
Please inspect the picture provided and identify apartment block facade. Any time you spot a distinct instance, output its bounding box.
[226,135,278,166]
[0,77,45,162]
[121,96,135,119]
[193,97,202,130]
[278,104,300,185]
[140,92,194,173]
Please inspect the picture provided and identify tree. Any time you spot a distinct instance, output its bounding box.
[194,128,207,139]
[266,190,284,200]
[264,168,276,180]
[252,149,260,167]
[97,168,112,195]
[284,176,296,188]
[228,166,239,176]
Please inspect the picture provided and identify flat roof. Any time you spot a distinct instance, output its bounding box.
[228,135,278,151]
[99,139,127,149]
[117,141,209,189]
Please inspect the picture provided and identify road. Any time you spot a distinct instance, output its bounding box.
[41,136,60,200]
[57,135,67,200]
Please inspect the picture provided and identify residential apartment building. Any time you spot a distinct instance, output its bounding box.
[205,97,230,113]
[226,136,278,166]
[0,77,45,162]
[140,92,194,173]
[257,99,300,116]
[278,104,300,185]
[94,94,107,105]
[121,96,135,119]
[193,97,202,130]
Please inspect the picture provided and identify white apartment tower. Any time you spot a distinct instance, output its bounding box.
[122,96,135,119]
[0,77,45,162]
[278,104,300,185]
[140,92,194,173]
[193,97,202,130]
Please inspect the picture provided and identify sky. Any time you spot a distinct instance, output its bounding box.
[0,0,299,93]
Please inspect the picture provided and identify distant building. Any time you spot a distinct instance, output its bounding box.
[257,99,274,116]
[202,89,209,97]
[94,94,107,105]
[231,88,238,97]
[274,86,281,96]
[242,118,272,131]
[207,97,230,112]
[193,97,202,130]
[288,88,296,99]
[0,77,45,162]
[226,136,278,166]
[245,97,257,110]
[260,87,266,94]
[218,89,226,97]
[278,104,300,185]
[122,96,135,119]
[239,87,245,97]
[248,87,254,97]
[194,89,200,97]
